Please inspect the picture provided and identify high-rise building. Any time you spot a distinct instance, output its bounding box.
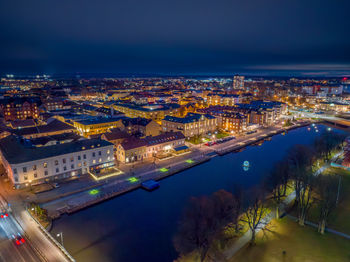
[233,75,245,90]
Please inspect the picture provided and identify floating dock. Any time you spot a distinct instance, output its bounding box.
[141,180,160,191]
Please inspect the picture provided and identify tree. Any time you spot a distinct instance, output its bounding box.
[287,145,314,205]
[296,172,314,226]
[315,175,339,234]
[287,145,315,226]
[266,161,288,219]
[241,188,268,244]
[314,131,346,161]
[212,190,239,230]
[173,196,217,262]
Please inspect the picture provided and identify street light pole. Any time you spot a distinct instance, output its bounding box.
[57,232,64,246]
[336,175,341,206]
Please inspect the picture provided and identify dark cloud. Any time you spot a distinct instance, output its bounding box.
[0,0,349,75]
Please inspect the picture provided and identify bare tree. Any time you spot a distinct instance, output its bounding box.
[212,190,239,230]
[287,144,314,207]
[315,175,339,234]
[241,188,268,244]
[266,162,285,219]
[314,131,346,161]
[296,172,314,226]
[173,196,217,262]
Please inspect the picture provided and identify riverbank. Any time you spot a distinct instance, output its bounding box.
[41,122,311,219]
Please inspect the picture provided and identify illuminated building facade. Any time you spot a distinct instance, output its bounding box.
[162,113,217,137]
[113,103,181,122]
[73,117,124,137]
[116,132,185,163]
[0,97,39,121]
[0,136,114,188]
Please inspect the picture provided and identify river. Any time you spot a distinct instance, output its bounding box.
[51,124,345,262]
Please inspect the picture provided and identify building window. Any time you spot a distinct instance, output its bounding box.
[23,167,27,173]
[70,157,74,162]
[43,162,48,168]
[63,166,67,171]
[33,165,37,171]
[14,177,18,182]
[92,160,96,164]
[44,171,48,176]
[55,160,59,166]
[83,154,86,159]
[34,173,37,178]
[92,152,96,157]
[99,158,102,163]
[56,168,59,173]
[78,156,81,161]
[13,168,17,174]
[71,164,74,169]
[99,151,102,156]
[63,158,66,164]
[24,175,28,180]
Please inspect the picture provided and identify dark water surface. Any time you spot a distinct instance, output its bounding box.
[52,125,343,262]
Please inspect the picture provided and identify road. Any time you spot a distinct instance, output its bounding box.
[0,201,42,262]
[0,185,72,262]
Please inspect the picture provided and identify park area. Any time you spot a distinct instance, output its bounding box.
[231,165,350,262]
[230,216,350,262]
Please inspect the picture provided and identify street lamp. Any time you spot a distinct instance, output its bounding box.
[57,232,64,246]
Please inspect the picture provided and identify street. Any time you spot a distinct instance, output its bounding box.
[0,201,41,262]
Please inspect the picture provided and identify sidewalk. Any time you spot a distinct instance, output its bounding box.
[286,214,350,240]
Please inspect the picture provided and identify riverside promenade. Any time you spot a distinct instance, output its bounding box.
[38,122,310,219]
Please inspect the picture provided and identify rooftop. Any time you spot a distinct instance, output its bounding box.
[13,119,74,136]
[0,135,113,164]
[163,113,215,124]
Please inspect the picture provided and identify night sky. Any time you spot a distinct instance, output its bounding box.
[0,0,349,76]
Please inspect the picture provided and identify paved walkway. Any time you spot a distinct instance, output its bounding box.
[286,215,350,240]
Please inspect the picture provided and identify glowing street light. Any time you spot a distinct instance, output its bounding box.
[57,232,64,246]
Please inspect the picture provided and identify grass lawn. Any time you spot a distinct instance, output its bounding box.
[305,167,350,235]
[187,135,209,145]
[216,132,230,139]
[230,216,350,262]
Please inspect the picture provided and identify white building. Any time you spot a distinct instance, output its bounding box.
[0,136,114,188]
